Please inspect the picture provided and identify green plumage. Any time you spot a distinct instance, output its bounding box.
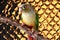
[20,14,22,20]
[35,13,39,31]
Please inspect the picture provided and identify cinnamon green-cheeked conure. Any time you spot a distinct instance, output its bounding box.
[19,4,39,40]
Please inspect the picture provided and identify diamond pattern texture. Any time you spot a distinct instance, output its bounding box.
[0,0,60,40]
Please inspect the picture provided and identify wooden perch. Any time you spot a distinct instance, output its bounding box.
[0,16,49,40]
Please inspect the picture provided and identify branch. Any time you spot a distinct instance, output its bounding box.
[0,16,31,35]
[0,16,49,40]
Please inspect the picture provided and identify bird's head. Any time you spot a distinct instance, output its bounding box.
[19,4,32,12]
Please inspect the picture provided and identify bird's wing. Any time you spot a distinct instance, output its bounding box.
[35,13,39,31]
[20,14,22,20]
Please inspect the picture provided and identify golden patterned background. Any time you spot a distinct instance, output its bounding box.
[0,0,60,40]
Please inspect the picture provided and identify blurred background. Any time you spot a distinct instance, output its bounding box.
[0,0,60,40]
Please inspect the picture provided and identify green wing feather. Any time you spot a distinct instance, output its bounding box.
[35,13,39,31]
[20,14,22,20]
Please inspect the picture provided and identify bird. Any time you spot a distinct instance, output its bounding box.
[19,4,39,40]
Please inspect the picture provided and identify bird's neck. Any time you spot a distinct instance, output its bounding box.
[22,11,31,14]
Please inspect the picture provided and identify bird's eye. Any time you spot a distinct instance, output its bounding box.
[22,4,29,9]
[24,5,29,9]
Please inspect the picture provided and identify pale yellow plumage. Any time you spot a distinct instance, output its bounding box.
[22,11,36,27]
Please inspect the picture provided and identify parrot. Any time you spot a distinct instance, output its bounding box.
[19,4,39,40]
